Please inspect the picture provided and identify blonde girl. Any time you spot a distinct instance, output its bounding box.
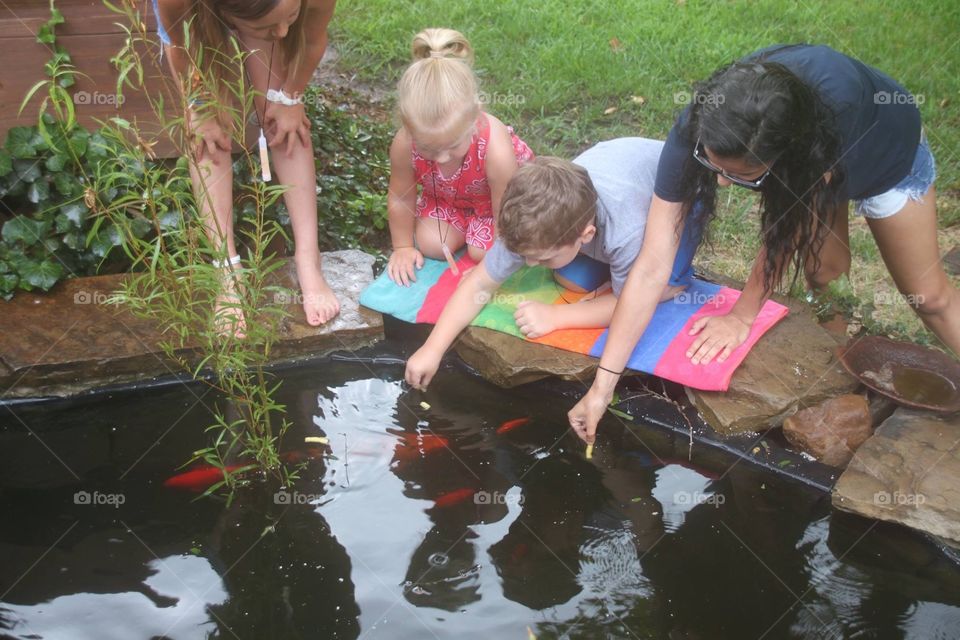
[386,28,534,286]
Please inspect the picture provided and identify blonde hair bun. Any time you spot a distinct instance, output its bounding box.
[411,28,474,65]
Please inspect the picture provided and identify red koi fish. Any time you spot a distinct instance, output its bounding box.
[434,488,476,508]
[496,417,530,435]
[395,433,450,462]
[163,464,243,492]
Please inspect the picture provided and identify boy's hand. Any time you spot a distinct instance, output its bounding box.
[387,247,424,287]
[686,312,751,365]
[514,300,557,338]
[405,345,443,390]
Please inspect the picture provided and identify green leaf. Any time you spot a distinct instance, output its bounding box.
[6,127,37,158]
[607,407,633,421]
[60,202,87,227]
[53,171,77,196]
[37,24,55,44]
[0,149,11,176]
[13,159,42,183]
[68,129,90,157]
[27,179,50,204]
[44,153,67,172]
[2,216,47,246]
[0,272,18,294]
[19,258,63,290]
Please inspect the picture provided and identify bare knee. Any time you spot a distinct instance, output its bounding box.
[467,244,487,262]
[909,283,957,318]
[806,254,851,290]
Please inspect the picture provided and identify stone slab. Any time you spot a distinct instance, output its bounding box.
[832,407,960,543]
[455,326,601,388]
[0,250,383,399]
[685,298,859,435]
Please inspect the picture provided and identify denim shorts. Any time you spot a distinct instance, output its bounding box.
[152,0,171,46]
[854,133,936,218]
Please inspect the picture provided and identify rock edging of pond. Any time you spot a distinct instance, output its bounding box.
[684,297,858,435]
[832,407,960,543]
[455,326,600,388]
[0,250,383,400]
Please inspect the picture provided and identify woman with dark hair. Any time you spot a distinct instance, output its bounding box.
[154,0,339,336]
[569,44,959,442]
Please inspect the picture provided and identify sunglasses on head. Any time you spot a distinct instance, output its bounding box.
[692,137,773,190]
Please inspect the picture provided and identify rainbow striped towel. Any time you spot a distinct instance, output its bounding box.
[360,254,789,391]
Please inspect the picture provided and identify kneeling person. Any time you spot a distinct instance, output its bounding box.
[405,138,697,389]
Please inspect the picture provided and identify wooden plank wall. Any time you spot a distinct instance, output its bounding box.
[0,0,178,156]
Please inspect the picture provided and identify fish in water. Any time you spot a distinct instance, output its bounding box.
[496,417,530,435]
[434,487,476,508]
[395,433,450,462]
[163,464,243,492]
[164,449,326,492]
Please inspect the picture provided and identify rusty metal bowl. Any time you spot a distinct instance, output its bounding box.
[838,336,960,413]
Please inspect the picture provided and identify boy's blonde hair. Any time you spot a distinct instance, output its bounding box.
[499,157,598,254]
[397,28,480,141]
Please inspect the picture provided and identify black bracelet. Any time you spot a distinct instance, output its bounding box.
[596,364,623,376]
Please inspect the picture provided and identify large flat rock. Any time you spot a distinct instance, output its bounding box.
[832,408,960,542]
[455,326,600,388]
[0,250,383,399]
[685,298,858,435]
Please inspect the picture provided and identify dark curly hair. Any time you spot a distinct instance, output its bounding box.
[675,54,845,293]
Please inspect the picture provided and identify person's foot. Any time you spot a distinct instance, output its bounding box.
[295,253,340,326]
[214,262,247,339]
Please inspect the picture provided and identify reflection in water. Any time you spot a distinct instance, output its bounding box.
[2,362,960,639]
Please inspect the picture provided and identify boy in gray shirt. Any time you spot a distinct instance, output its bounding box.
[405,138,699,390]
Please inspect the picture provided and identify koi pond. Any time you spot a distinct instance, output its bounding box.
[2,347,959,639]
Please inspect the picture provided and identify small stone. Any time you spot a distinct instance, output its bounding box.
[943,246,960,277]
[782,394,873,467]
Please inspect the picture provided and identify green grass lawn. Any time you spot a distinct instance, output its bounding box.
[330,0,960,345]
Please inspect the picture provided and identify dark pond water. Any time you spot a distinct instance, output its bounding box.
[2,357,960,639]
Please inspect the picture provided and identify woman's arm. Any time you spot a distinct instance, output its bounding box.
[567,195,684,442]
[282,0,337,95]
[156,0,193,80]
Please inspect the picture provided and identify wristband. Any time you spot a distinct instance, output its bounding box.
[596,364,623,376]
[266,88,302,106]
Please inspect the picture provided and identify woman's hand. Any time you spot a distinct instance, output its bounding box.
[264,101,311,157]
[186,108,231,163]
[388,246,424,286]
[568,384,614,444]
[686,312,752,365]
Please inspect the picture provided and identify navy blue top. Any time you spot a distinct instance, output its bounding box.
[654,44,923,202]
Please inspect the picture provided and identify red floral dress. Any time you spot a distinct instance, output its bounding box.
[412,113,534,250]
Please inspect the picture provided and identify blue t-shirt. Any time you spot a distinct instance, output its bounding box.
[484,138,664,297]
[654,44,923,202]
